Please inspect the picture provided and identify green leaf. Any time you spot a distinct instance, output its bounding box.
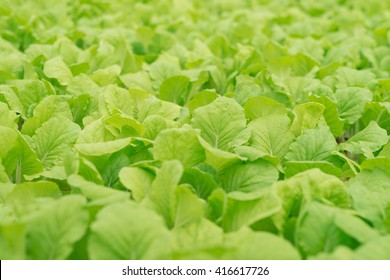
[286,126,337,161]
[335,68,376,89]
[153,128,205,168]
[334,213,380,244]
[192,97,246,151]
[296,202,358,257]
[21,95,73,136]
[233,77,262,105]
[149,160,183,228]
[0,126,42,183]
[309,95,344,137]
[180,167,219,200]
[0,85,25,118]
[0,102,18,129]
[273,169,350,235]
[340,121,388,157]
[291,102,325,136]
[43,56,73,86]
[248,115,295,159]
[174,185,205,228]
[243,96,288,120]
[143,115,168,140]
[219,159,279,193]
[31,117,80,168]
[198,137,244,171]
[188,90,218,112]
[159,75,191,106]
[89,202,170,260]
[335,87,372,124]
[75,119,133,156]
[26,195,88,260]
[119,167,154,201]
[67,175,129,206]
[221,190,281,232]
[348,169,390,231]
[100,86,135,117]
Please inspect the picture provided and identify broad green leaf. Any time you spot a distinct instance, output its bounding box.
[248,115,295,159]
[153,128,205,168]
[222,190,281,232]
[0,126,42,183]
[75,119,133,156]
[335,68,376,89]
[335,87,372,124]
[120,71,153,93]
[91,65,121,87]
[274,169,350,235]
[340,121,388,157]
[174,185,205,228]
[187,90,218,112]
[0,103,18,129]
[191,97,246,151]
[348,169,390,231]
[31,117,80,168]
[334,213,380,243]
[43,56,73,86]
[67,175,129,206]
[309,95,344,137]
[77,158,104,185]
[103,114,144,136]
[361,102,390,134]
[296,202,358,257]
[21,95,73,136]
[361,157,390,176]
[143,115,168,140]
[233,77,262,105]
[26,195,88,260]
[243,96,288,120]
[286,126,337,161]
[219,159,278,193]
[291,102,325,136]
[159,75,191,106]
[137,98,181,122]
[89,202,170,260]
[267,53,318,79]
[198,137,244,171]
[0,85,25,118]
[149,160,183,228]
[180,167,218,200]
[99,151,131,188]
[119,167,154,201]
[100,86,135,117]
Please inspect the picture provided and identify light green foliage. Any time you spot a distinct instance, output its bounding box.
[1,0,390,260]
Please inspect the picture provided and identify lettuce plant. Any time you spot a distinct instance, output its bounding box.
[1,0,390,260]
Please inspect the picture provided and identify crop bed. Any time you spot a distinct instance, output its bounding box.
[1,0,390,260]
